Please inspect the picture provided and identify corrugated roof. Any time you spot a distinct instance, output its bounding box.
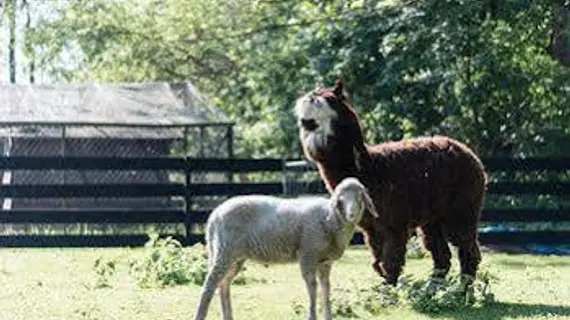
[0,82,233,138]
[0,82,232,126]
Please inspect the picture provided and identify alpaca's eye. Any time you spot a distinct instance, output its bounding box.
[301,119,319,131]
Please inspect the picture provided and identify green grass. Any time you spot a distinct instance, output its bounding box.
[0,246,569,320]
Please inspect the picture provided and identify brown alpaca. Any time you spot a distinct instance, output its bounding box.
[294,79,487,287]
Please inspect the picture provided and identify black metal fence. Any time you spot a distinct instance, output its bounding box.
[0,156,568,247]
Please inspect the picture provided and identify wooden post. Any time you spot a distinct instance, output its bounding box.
[2,126,13,210]
[61,125,67,208]
[182,126,192,244]
[226,125,234,182]
[182,126,189,156]
[198,126,205,158]
[184,158,193,245]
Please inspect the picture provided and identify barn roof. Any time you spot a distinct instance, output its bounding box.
[0,82,233,138]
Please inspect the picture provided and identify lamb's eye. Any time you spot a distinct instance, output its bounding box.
[335,198,345,214]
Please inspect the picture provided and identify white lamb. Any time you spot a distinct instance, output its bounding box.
[193,177,377,320]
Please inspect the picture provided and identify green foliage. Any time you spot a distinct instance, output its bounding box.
[404,268,497,314]
[406,235,428,260]
[327,268,497,318]
[29,0,570,157]
[127,233,261,288]
[92,256,117,288]
[128,233,207,288]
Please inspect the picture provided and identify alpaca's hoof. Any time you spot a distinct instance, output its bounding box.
[372,261,385,278]
[424,276,446,295]
[450,274,476,295]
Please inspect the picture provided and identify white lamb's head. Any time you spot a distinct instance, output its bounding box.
[330,177,378,223]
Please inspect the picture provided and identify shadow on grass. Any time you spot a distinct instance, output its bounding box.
[421,302,570,320]
[495,259,570,269]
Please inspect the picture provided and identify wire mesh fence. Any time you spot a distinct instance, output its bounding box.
[0,123,233,157]
[282,160,327,197]
[0,123,234,211]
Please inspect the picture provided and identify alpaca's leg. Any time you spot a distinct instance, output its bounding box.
[194,253,233,320]
[448,230,481,295]
[420,222,452,293]
[420,222,452,279]
[300,255,318,320]
[457,235,481,282]
[317,263,333,320]
[447,203,482,292]
[219,260,245,320]
[363,228,385,278]
[379,229,408,285]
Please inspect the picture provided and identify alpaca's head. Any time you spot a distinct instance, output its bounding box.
[294,79,362,163]
[330,177,378,224]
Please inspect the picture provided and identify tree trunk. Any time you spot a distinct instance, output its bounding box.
[8,0,17,83]
[23,0,34,83]
[552,2,570,67]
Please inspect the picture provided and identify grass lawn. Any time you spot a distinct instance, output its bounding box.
[0,246,569,320]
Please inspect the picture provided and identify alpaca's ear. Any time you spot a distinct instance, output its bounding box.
[361,189,378,218]
[313,79,325,94]
[333,78,353,105]
[333,78,344,97]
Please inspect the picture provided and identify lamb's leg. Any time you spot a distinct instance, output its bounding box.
[219,260,245,320]
[420,222,451,293]
[317,263,333,320]
[300,255,318,320]
[194,255,233,320]
[379,229,408,285]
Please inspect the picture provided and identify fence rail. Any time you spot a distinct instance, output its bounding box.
[0,156,569,248]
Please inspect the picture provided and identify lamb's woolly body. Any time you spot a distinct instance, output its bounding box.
[206,196,351,264]
[194,178,372,320]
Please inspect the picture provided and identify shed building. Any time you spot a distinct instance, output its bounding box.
[0,82,234,209]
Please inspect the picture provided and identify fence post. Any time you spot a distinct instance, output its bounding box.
[184,157,193,246]
[281,158,288,196]
[226,125,234,182]
[60,125,67,208]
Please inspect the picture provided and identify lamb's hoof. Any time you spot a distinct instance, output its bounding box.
[424,276,446,295]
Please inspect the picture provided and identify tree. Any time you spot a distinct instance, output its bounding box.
[5,0,17,83]
[552,1,570,66]
[29,0,570,157]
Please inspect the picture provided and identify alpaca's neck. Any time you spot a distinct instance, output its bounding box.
[317,148,363,192]
[317,162,357,192]
[316,114,369,191]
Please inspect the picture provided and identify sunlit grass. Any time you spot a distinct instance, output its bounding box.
[0,246,568,319]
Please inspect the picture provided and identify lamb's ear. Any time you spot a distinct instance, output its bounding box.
[327,194,343,230]
[361,189,378,218]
